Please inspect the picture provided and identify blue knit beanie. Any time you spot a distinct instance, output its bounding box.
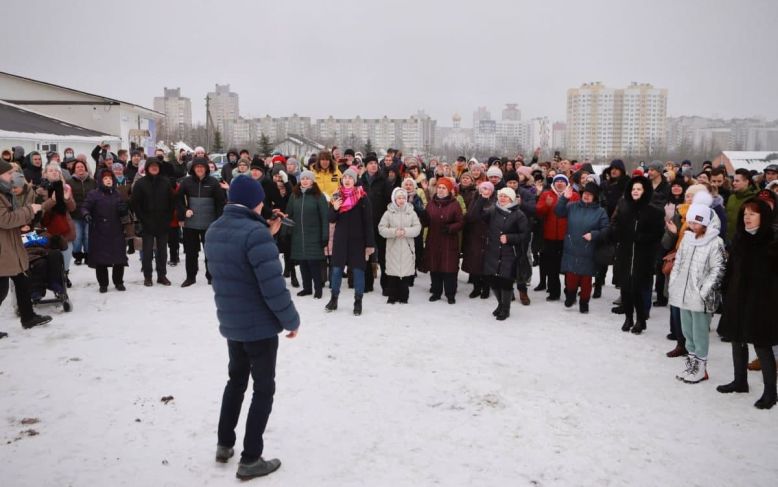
[229,175,265,208]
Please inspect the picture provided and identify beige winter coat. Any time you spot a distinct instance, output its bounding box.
[0,190,35,276]
[377,202,422,278]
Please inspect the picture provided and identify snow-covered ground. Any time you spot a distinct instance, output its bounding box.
[1,255,776,486]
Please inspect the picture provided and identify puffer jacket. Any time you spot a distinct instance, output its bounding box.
[377,201,422,277]
[668,228,727,313]
[555,196,610,277]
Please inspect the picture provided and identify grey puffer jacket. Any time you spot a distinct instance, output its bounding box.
[377,201,422,277]
[668,227,727,313]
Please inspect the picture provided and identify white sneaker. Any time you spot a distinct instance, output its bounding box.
[676,355,696,381]
[684,357,708,384]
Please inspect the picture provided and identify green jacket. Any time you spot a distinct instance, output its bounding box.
[287,188,329,260]
[725,187,757,241]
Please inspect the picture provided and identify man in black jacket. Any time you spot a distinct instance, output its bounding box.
[131,157,176,286]
[360,154,392,294]
[177,157,226,287]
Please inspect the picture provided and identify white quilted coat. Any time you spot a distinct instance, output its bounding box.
[668,227,727,313]
[377,201,422,278]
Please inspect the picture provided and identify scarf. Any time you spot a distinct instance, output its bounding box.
[339,185,366,213]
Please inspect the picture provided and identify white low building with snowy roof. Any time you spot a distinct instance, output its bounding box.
[0,71,163,153]
[0,100,119,170]
[715,150,778,175]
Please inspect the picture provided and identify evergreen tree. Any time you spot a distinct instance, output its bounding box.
[212,130,224,153]
[259,133,273,157]
[363,138,374,156]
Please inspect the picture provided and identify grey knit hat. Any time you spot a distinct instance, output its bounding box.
[342,167,359,182]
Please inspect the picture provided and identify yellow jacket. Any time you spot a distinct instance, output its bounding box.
[314,167,342,199]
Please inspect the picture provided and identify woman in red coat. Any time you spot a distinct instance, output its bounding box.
[422,177,464,304]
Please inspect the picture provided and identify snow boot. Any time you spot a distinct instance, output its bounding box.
[564,290,577,308]
[631,318,647,335]
[480,285,490,299]
[621,316,634,332]
[676,354,696,381]
[353,296,362,316]
[290,268,299,288]
[519,290,530,306]
[492,288,502,316]
[236,458,281,480]
[469,284,481,299]
[683,356,708,383]
[21,314,52,329]
[325,294,338,312]
[496,290,512,321]
[533,282,546,292]
[592,285,602,299]
[579,300,589,314]
[666,344,687,358]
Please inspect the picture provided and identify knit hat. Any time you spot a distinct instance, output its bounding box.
[112,162,124,172]
[504,170,519,182]
[11,171,26,188]
[686,203,711,227]
[391,186,407,205]
[757,189,776,209]
[486,166,503,179]
[764,164,778,174]
[299,170,315,182]
[648,160,664,172]
[517,165,533,180]
[497,187,516,202]
[238,156,250,167]
[250,158,264,171]
[342,167,359,182]
[766,180,778,191]
[191,156,209,169]
[272,154,286,165]
[685,184,708,201]
[552,174,569,186]
[582,182,600,199]
[631,168,644,177]
[0,159,12,175]
[478,181,495,193]
[404,156,419,167]
[469,157,479,165]
[402,177,417,189]
[229,174,265,209]
[436,177,455,194]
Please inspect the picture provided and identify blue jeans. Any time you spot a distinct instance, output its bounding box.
[218,337,278,463]
[73,219,89,254]
[331,266,364,296]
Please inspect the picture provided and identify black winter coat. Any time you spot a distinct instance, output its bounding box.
[475,198,530,280]
[609,177,665,287]
[360,171,392,232]
[329,195,375,270]
[68,175,97,221]
[717,199,778,346]
[176,167,226,230]
[81,181,129,268]
[131,174,175,236]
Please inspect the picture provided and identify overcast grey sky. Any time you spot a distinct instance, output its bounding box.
[2,0,776,126]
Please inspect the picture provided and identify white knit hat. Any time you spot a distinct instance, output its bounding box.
[497,187,516,202]
[486,166,503,179]
[686,204,711,227]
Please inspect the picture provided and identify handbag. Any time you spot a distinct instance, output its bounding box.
[661,251,677,276]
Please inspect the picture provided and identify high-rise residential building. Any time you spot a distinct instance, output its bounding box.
[473,106,491,128]
[566,82,667,159]
[153,87,192,142]
[666,116,778,153]
[552,122,567,151]
[207,84,239,137]
[494,119,528,154]
[502,103,521,121]
[528,117,552,152]
[312,112,435,153]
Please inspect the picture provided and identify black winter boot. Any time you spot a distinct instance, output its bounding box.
[579,300,589,314]
[631,318,647,335]
[564,290,577,308]
[469,284,481,299]
[353,296,362,316]
[717,342,749,394]
[290,268,299,288]
[754,347,777,410]
[496,290,512,321]
[492,288,502,316]
[480,285,490,299]
[325,294,338,312]
[621,316,634,332]
[592,285,602,299]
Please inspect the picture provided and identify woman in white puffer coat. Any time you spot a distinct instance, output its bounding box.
[668,192,727,385]
[378,187,422,304]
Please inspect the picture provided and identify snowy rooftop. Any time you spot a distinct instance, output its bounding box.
[0,101,113,138]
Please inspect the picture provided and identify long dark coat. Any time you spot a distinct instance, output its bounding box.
[329,194,375,270]
[461,193,492,275]
[82,179,129,268]
[475,197,529,280]
[717,199,778,346]
[556,197,610,276]
[609,177,665,287]
[287,185,329,261]
[422,196,464,273]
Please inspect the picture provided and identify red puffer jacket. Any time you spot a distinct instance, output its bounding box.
[536,189,579,241]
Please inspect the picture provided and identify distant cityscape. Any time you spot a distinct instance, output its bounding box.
[153,83,778,160]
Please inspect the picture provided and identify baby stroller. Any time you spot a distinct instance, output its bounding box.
[23,231,73,312]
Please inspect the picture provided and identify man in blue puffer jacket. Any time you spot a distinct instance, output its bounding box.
[204,175,300,480]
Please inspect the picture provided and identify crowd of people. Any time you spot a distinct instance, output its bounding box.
[1,144,777,412]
